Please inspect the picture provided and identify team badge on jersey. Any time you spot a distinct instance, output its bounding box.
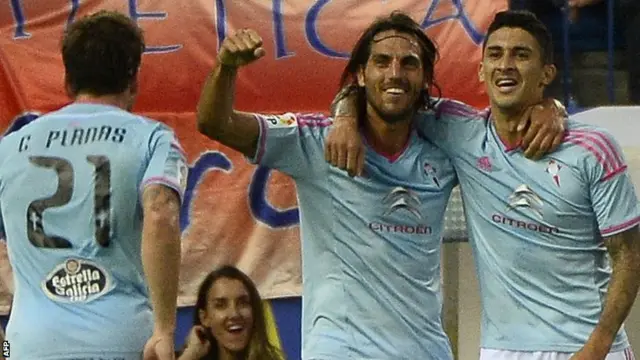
[263,113,297,128]
[41,258,112,303]
[545,160,562,187]
[423,162,440,188]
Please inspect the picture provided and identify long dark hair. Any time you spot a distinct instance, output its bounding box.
[337,11,442,123]
[190,265,284,360]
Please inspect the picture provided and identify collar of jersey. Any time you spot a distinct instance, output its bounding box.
[362,126,418,163]
[489,119,521,154]
[60,102,123,114]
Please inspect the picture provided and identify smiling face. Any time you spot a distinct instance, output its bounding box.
[357,29,426,124]
[198,277,254,353]
[480,26,556,114]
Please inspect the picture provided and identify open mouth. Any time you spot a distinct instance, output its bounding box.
[384,87,406,95]
[494,78,519,93]
[226,323,245,334]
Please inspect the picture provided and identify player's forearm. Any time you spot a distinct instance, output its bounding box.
[141,190,182,334]
[331,85,359,119]
[588,228,640,353]
[196,62,238,140]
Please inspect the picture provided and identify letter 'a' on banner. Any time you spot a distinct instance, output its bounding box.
[0,0,507,311]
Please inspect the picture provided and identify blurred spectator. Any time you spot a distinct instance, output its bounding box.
[619,0,640,103]
[178,265,284,360]
[511,0,640,106]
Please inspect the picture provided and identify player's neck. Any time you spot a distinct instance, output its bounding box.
[490,106,526,149]
[74,93,130,110]
[363,107,413,156]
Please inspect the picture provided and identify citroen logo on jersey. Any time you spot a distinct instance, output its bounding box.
[506,184,544,219]
[382,187,422,220]
[546,160,562,187]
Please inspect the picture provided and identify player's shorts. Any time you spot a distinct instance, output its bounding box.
[480,347,635,360]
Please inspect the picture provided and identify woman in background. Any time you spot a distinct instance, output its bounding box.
[178,265,284,360]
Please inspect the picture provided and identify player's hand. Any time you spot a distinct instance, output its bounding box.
[217,29,265,68]
[325,115,365,177]
[181,326,211,359]
[143,332,175,360]
[519,98,567,160]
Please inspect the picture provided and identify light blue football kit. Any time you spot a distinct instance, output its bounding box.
[249,111,457,360]
[0,103,187,360]
[419,100,639,354]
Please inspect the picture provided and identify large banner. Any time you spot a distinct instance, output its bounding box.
[0,0,506,312]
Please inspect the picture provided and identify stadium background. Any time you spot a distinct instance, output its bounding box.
[1,1,639,359]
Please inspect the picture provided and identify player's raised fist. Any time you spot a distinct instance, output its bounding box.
[217,29,265,67]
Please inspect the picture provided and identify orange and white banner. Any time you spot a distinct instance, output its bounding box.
[0,0,505,312]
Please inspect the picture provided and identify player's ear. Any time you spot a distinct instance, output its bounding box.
[541,64,557,86]
[478,62,486,83]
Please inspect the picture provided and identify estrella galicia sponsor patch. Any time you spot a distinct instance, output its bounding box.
[41,258,112,303]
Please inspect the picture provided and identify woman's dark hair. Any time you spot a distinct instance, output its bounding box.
[189,265,284,360]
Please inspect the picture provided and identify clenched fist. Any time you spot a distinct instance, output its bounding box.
[217,29,265,67]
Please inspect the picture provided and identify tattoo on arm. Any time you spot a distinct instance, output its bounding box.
[594,226,640,345]
[142,184,181,215]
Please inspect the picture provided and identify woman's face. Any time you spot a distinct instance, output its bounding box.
[199,277,254,353]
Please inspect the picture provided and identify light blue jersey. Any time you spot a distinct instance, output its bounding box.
[248,112,457,360]
[420,100,640,352]
[0,103,187,360]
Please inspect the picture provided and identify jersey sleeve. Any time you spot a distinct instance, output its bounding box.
[140,125,188,203]
[415,98,489,156]
[575,127,640,237]
[246,112,330,179]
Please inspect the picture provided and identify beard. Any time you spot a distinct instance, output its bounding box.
[364,89,417,124]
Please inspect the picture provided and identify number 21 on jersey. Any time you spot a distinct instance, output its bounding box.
[27,155,111,249]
